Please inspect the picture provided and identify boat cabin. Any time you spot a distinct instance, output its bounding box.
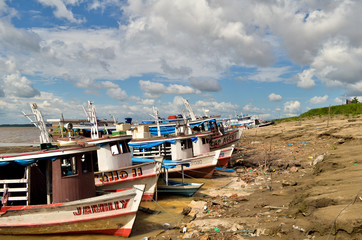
[0,144,99,206]
[129,132,211,161]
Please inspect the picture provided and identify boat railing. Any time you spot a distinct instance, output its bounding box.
[0,167,30,206]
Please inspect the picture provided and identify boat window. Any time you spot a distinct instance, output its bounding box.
[81,153,93,173]
[110,143,120,155]
[181,139,192,149]
[61,156,77,177]
[120,141,130,153]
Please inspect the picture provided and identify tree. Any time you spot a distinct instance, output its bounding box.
[351,97,360,103]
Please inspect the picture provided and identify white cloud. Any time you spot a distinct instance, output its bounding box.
[268,93,282,102]
[249,66,291,82]
[2,72,40,98]
[334,97,344,104]
[309,95,328,104]
[242,103,266,114]
[297,69,315,89]
[189,78,221,92]
[37,0,84,23]
[106,87,128,101]
[139,80,200,98]
[284,101,301,114]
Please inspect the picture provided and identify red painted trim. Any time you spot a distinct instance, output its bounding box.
[141,193,154,201]
[87,227,132,237]
[95,173,158,186]
[0,210,137,228]
[217,158,230,168]
[0,203,63,213]
[102,190,154,201]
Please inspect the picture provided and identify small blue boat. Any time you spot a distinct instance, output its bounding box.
[157,179,204,197]
[157,160,204,197]
[132,158,205,197]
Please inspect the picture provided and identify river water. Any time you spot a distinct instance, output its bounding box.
[0,127,40,145]
[0,127,221,239]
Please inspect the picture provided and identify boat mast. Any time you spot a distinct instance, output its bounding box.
[182,98,196,121]
[22,103,51,144]
[150,106,161,137]
[83,101,99,139]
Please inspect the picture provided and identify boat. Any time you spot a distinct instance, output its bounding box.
[0,103,144,236]
[129,106,236,169]
[157,160,204,197]
[157,180,203,197]
[129,128,221,178]
[48,101,162,201]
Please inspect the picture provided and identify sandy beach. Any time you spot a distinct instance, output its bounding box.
[151,116,362,239]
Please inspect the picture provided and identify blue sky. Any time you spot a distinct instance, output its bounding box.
[1,0,361,124]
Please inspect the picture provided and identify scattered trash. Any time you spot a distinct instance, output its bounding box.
[162,223,172,229]
[183,232,194,239]
[313,154,325,165]
[183,226,187,233]
[214,227,220,232]
[292,225,305,232]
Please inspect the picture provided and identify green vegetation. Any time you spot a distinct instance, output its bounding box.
[351,97,360,103]
[274,103,362,123]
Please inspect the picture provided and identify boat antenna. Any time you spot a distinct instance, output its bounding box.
[83,100,99,139]
[22,103,51,144]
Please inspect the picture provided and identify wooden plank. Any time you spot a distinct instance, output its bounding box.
[0,188,28,192]
[8,196,28,201]
[0,179,27,184]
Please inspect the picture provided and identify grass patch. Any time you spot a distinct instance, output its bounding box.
[274,103,362,123]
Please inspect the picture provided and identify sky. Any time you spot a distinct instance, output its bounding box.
[1,0,362,124]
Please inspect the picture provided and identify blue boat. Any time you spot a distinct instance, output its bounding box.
[157,160,204,197]
[132,158,204,197]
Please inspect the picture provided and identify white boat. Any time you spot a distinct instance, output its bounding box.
[48,101,162,201]
[130,106,236,170]
[130,132,221,178]
[0,104,144,236]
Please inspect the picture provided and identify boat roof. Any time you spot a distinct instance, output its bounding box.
[0,144,100,166]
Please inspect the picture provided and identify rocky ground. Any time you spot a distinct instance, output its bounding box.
[152,116,362,240]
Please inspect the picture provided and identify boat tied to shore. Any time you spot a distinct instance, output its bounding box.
[0,103,145,236]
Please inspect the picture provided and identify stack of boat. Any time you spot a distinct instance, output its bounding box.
[0,101,243,237]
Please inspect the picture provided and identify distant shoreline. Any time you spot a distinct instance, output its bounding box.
[0,124,35,127]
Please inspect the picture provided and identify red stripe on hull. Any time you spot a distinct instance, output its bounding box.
[85,227,132,237]
[142,193,154,201]
[95,173,158,187]
[217,157,231,168]
[0,211,137,228]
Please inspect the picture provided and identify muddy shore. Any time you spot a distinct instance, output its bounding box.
[0,117,361,240]
[152,116,362,240]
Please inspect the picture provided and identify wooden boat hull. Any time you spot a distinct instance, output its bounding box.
[217,146,235,168]
[0,186,144,236]
[157,180,204,197]
[167,151,220,178]
[94,161,162,201]
[210,129,242,149]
